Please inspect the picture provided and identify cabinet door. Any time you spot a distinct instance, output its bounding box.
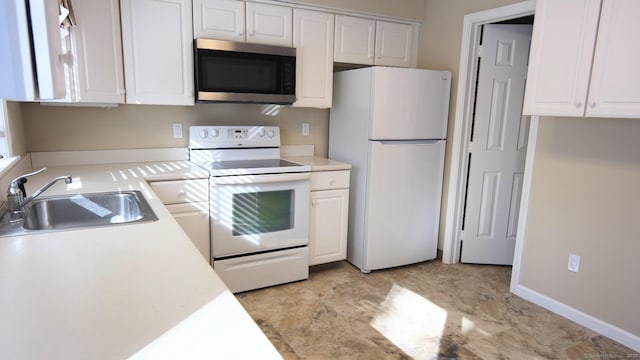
[374,20,414,67]
[246,2,292,47]
[293,9,334,108]
[309,189,349,266]
[193,0,245,41]
[586,0,640,117]
[70,0,124,103]
[166,202,211,262]
[334,15,374,65]
[522,0,601,116]
[120,0,194,105]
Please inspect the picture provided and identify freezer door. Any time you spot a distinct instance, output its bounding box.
[363,140,445,271]
[370,67,450,140]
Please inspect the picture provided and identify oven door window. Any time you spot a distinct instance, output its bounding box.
[232,190,294,235]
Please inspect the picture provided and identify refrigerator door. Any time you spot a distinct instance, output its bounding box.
[363,140,445,271]
[369,67,451,140]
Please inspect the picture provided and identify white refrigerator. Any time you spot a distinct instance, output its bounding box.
[329,66,451,272]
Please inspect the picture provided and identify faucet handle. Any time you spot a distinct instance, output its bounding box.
[8,167,46,196]
[17,177,27,197]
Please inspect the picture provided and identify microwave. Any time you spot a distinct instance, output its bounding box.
[194,39,296,104]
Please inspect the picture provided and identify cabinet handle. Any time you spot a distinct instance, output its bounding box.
[329,179,335,186]
[574,101,582,108]
[589,101,597,108]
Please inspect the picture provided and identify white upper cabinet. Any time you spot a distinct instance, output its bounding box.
[68,0,125,103]
[374,20,415,67]
[293,9,334,109]
[246,2,292,47]
[524,0,640,118]
[334,16,415,67]
[334,15,375,64]
[586,0,640,117]
[193,0,245,41]
[121,0,194,105]
[194,0,292,47]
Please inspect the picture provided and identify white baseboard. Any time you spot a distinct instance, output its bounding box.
[511,283,640,352]
[31,148,189,167]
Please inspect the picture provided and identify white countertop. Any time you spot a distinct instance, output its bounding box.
[0,161,282,359]
[284,156,352,171]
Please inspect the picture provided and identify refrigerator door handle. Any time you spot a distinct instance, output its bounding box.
[377,139,445,145]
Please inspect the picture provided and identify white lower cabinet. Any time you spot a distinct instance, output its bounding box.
[149,179,210,262]
[165,202,210,262]
[309,170,350,265]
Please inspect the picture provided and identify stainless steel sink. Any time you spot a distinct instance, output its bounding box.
[0,191,158,237]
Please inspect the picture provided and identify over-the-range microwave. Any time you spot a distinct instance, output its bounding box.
[194,38,296,104]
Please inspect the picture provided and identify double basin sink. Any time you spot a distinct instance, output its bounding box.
[0,191,158,237]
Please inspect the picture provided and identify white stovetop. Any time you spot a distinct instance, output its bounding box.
[0,161,281,360]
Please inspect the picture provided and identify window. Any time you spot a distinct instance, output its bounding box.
[0,100,19,176]
[0,100,12,159]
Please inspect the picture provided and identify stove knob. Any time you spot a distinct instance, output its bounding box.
[211,128,219,138]
[199,129,208,139]
[257,129,266,137]
[267,130,275,138]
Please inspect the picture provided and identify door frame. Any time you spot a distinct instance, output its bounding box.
[442,0,538,264]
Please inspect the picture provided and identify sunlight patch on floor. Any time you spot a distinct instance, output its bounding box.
[371,284,448,358]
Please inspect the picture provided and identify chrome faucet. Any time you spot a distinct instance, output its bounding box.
[6,168,73,221]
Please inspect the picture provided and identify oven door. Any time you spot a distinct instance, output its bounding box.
[210,172,310,258]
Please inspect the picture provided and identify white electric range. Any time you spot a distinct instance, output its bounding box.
[189,125,310,293]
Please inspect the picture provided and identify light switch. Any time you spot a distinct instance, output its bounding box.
[302,123,310,136]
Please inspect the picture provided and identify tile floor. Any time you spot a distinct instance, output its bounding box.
[236,260,638,359]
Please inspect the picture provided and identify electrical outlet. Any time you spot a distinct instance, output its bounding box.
[302,123,310,136]
[568,254,580,272]
[172,123,183,139]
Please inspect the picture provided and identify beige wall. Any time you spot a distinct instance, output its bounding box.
[21,103,329,156]
[6,101,27,156]
[520,116,640,336]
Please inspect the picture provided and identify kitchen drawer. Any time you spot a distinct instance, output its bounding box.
[310,170,350,191]
[149,179,209,204]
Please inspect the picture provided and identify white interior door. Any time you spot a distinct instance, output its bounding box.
[461,24,532,265]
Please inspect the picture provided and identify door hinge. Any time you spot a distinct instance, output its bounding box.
[460,230,464,241]
[468,142,473,153]
[477,45,483,58]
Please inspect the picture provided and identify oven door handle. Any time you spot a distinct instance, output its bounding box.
[211,172,310,185]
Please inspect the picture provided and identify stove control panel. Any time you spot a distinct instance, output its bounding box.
[189,126,280,148]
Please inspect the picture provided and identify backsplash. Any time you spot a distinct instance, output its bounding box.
[20,103,330,157]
